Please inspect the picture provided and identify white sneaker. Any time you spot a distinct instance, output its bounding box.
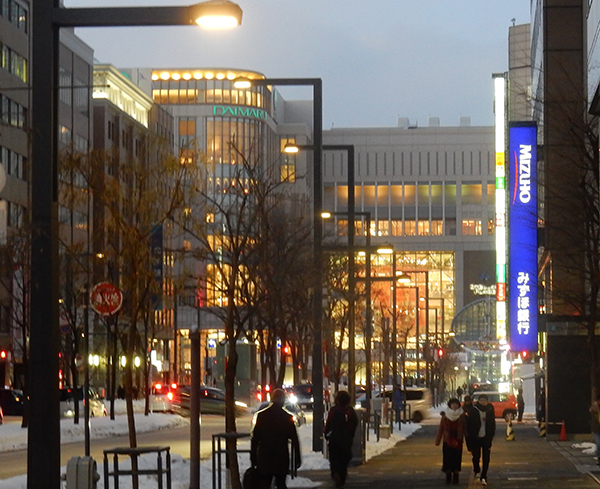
[480,477,488,485]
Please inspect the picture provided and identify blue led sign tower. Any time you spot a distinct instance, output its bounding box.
[508,122,538,352]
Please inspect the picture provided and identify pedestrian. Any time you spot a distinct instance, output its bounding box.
[462,395,474,452]
[465,394,496,486]
[590,397,600,464]
[435,398,466,485]
[517,388,525,422]
[251,388,301,489]
[536,389,546,424]
[456,386,464,400]
[324,390,358,488]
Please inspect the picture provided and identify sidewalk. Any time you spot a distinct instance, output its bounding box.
[300,420,600,488]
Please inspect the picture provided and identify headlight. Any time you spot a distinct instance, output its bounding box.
[289,394,298,404]
[235,400,248,408]
[355,403,361,410]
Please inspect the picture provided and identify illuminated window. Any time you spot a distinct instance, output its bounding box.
[377,219,389,236]
[487,219,495,235]
[462,184,483,205]
[418,220,430,236]
[445,184,456,205]
[179,118,196,136]
[462,219,482,236]
[404,185,416,205]
[183,240,192,251]
[487,184,495,205]
[280,137,296,182]
[363,186,375,206]
[391,220,402,236]
[206,213,215,223]
[431,220,444,236]
[404,220,416,236]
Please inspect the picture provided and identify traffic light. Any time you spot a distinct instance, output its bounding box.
[437,348,444,359]
[283,345,291,355]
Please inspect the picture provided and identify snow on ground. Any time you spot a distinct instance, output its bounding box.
[0,403,422,489]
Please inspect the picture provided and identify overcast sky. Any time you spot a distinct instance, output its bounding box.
[64,1,531,129]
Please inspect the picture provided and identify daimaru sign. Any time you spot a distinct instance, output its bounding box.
[212,105,267,120]
[508,122,538,352]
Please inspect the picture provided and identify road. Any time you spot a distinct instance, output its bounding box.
[0,412,254,480]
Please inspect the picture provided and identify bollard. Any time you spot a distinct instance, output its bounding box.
[505,418,515,441]
[539,418,546,437]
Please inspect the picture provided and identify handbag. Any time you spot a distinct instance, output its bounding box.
[243,466,259,489]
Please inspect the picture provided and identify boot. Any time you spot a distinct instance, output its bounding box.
[452,472,459,485]
[445,472,452,484]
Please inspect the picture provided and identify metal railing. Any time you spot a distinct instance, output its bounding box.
[103,446,171,489]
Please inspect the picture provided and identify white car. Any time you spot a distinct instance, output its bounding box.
[150,383,176,413]
[60,387,107,418]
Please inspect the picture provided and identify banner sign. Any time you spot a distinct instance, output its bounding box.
[508,122,538,352]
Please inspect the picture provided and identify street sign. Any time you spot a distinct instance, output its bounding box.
[90,282,123,316]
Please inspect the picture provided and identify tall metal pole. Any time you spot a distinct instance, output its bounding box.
[84,284,91,456]
[29,3,242,486]
[322,146,355,403]
[190,324,201,489]
[415,286,420,386]
[392,254,398,385]
[29,2,61,486]
[364,216,372,412]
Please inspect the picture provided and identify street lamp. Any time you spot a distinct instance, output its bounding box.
[29,2,241,488]
[235,77,324,451]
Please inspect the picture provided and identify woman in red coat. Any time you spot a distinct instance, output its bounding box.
[435,398,466,485]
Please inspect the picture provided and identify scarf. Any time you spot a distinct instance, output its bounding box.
[445,406,463,422]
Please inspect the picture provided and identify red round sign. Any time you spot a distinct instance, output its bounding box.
[90,282,123,316]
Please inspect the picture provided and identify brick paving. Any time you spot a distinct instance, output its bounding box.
[300,419,600,488]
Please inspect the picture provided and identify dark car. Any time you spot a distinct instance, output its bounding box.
[0,388,25,416]
[253,400,306,427]
[172,385,247,416]
[289,384,314,410]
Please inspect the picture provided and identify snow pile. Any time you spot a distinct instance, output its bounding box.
[572,441,596,455]
[0,410,421,488]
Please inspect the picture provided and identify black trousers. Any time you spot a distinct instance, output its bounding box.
[257,474,287,489]
[328,442,352,484]
[471,436,492,478]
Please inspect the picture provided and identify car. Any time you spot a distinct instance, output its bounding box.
[355,387,433,423]
[60,387,107,418]
[252,400,306,427]
[150,382,176,413]
[472,391,518,419]
[0,388,25,416]
[288,384,314,410]
[172,385,248,416]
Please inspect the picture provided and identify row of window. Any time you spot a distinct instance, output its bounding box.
[0,94,26,128]
[326,182,494,208]
[0,145,26,180]
[153,87,265,109]
[332,218,493,237]
[58,206,88,230]
[1,42,27,82]
[1,0,27,33]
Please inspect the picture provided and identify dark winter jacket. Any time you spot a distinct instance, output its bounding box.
[251,401,301,476]
[465,402,496,442]
[324,404,358,449]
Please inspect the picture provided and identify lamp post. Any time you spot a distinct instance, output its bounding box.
[29,2,241,487]
[236,77,324,451]
[292,144,355,403]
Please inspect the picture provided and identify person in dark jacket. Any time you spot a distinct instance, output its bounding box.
[324,390,358,488]
[465,394,496,486]
[516,388,525,422]
[251,388,301,489]
[435,398,466,485]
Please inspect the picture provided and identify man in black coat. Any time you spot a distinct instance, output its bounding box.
[251,388,301,489]
[465,394,496,486]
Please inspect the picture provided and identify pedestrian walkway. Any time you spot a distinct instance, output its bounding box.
[301,420,600,488]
